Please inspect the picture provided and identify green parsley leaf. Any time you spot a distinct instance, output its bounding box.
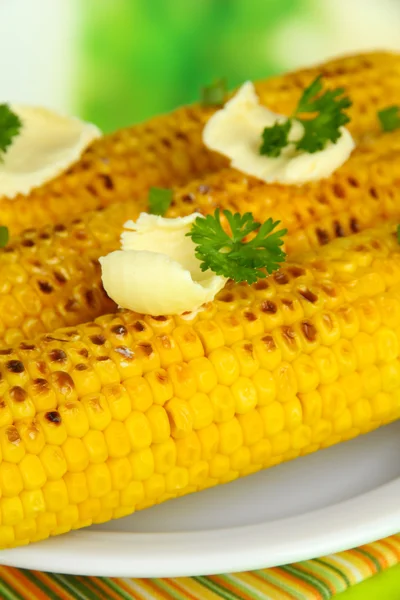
[397,224,400,244]
[259,120,291,157]
[0,105,22,162]
[260,75,352,157]
[201,78,227,107]
[187,209,287,284]
[0,226,9,248]
[378,106,400,132]
[148,187,173,216]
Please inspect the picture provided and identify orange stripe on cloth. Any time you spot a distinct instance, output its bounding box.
[270,567,324,600]
[0,567,53,600]
[238,571,298,600]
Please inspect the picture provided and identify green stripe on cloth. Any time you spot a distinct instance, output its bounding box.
[314,559,351,588]
[282,564,331,600]
[194,576,244,600]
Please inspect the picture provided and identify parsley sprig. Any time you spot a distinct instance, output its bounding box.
[0,226,8,248]
[148,187,173,216]
[260,76,352,157]
[201,78,227,107]
[187,209,287,284]
[378,106,400,132]
[0,105,22,162]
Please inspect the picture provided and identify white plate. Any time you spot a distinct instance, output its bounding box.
[1,422,400,577]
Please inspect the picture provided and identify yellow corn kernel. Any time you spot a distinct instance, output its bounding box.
[43,479,69,511]
[87,463,112,498]
[101,491,120,510]
[21,489,45,518]
[145,405,170,443]
[340,372,362,403]
[120,481,144,507]
[292,425,312,449]
[81,393,112,431]
[144,369,173,406]
[232,340,260,377]
[62,438,90,472]
[209,347,240,386]
[134,340,161,373]
[332,339,358,376]
[71,364,102,397]
[198,423,219,460]
[165,398,193,438]
[252,369,276,406]
[336,305,360,339]
[173,326,204,360]
[231,377,258,414]
[361,365,382,398]
[320,383,348,419]
[371,391,394,420]
[374,328,399,362]
[260,402,285,436]
[238,409,264,446]
[251,439,272,465]
[39,445,67,481]
[187,393,213,431]
[1,497,23,526]
[64,472,89,504]
[186,461,207,488]
[254,334,283,370]
[284,398,303,431]
[209,454,230,479]
[152,439,176,474]
[313,312,341,346]
[0,401,13,429]
[16,420,45,455]
[15,518,36,542]
[153,334,183,367]
[209,385,235,423]
[351,398,373,427]
[36,511,57,534]
[194,320,224,353]
[56,505,79,528]
[355,298,382,333]
[102,383,132,421]
[299,390,322,425]
[130,447,155,480]
[110,346,142,379]
[0,462,22,497]
[381,361,400,392]
[124,376,153,412]
[113,506,134,520]
[168,362,197,400]
[218,418,243,456]
[334,408,353,434]
[108,457,132,490]
[312,420,332,444]
[176,431,201,467]
[83,430,108,464]
[292,355,320,393]
[0,426,26,463]
[353,332,377,368]
[19,454,47,490]
[144,474,165,500]
[125,412,152,450]
[271,431,291,456]
[58,401,90,438]
[6,388,35,421]
[273,363,298,401]
[78,498,101,522]
[104,421,131,458]
[230,446,251,471]
[214,313,244,346]
[37,411,67,446]
[91,508,113,525]
[189,357,218,393]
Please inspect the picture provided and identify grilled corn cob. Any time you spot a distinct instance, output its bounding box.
[0,222,398,548]
[1,129,400,346]
[2,51,400,235]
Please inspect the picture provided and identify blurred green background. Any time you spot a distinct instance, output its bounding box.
[76,0,400,133]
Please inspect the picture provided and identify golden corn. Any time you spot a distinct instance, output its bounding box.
[1,128,399,347]
[2,51,400,235]
[0,222,398,547]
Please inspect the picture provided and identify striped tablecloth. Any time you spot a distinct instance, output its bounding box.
[0,534,399,599]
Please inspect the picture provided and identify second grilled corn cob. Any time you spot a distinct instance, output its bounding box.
[0,222,398,548]
[2,51,400,235]
[0,128,398,347]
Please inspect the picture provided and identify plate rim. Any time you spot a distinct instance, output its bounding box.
[0,477,399,577]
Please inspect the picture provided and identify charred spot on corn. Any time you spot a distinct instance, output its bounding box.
[6,360,24,374]
[111,325,128,336]
[9,386,27,402]
[49,349,67,363]
[45,411,62,425]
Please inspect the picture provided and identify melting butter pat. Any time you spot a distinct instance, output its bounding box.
[100,213,227,316]
[203,81,355,185]
[0,105,101,198]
